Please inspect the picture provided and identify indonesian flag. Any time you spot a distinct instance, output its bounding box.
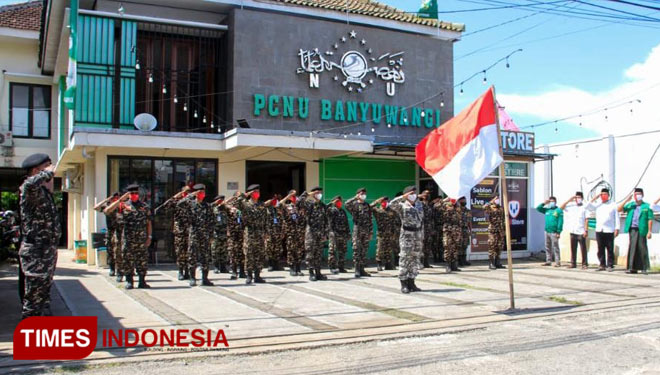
[416,87,503,199]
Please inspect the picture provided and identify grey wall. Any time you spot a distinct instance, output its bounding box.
[229,8,454,144]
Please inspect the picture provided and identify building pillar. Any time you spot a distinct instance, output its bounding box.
[83,158,96,265]
[608,135,616,199]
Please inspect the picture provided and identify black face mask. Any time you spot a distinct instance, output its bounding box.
[459,201,467,207]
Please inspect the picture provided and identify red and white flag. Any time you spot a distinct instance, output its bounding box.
[415,87,503,199]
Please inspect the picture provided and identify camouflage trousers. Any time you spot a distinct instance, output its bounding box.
[211,236,228,267]
[19,244,58,319]
[286,233,305,266]
[434,232,444,261]
[376,235,397,265]
[398,230,422,280]
[265,234,284,262]
[109,230,123,274]
[227,234,244,268]
[422,229,434,261]
[243,231,266,273]
[305,231,325,270]
[122,237,148,276]
[328,232,348,269]
[443,227,462,263]
[460,230,471,256]
[174,230,189,270]
[188,235,211,272]
[488,230,505,259]
[352,230,371,268]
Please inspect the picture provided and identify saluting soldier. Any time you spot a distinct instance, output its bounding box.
[431,197,444,263]
[280,190,306,276]
[18,153,61,318]
[327,195,350,274]
[264,195,285,272]
[371,197,400,271]
[105,184,152,289]
[211,195,229,274]
[234,185,268,284]
[418,190,435,268]
[440,197,463,273]
[484,196,506,270]
[155,186,193,280]
[299,187,329,281]
[94,192,121,280]
[458,197,472,267]
[389,186,423,294]
[226,192,246,280]
[186,184,214,286]
[345,188,373,278]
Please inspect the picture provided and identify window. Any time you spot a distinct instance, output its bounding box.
[10,83,51,139]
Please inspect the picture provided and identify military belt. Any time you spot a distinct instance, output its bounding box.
[402,225,421,232]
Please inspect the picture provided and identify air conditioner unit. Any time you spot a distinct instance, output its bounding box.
[0,130,12,147]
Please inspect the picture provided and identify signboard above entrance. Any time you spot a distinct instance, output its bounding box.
[501,131,535,153]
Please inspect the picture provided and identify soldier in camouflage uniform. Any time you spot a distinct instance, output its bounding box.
[94,192,121,280]
[327,196,350,274]
[419,190,435,268]
[155,186,192,280]
[264,195,285,271]
[211,195,229,274]
[105,184,152,289]
[484,196,506,270]
[234,184,268,284]
[345,188,373,278]
[298,187,329,281]
[389,186,423,294]
[440,197,463,273]
[226,193,245,280]
[18,153,61,318]
[458,197,472,267]
[280,190,306,276]
[432,197,445,263]
[371,197,399,271]
[186,184,214,286]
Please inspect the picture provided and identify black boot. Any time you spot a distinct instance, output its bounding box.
[289,264,296,276]
[451,261,462,272]
[315,268,327,281]
[183,267,190,280]
[125,274,134,289]
[109,263,116,277]
[331,267,339,275]
[377,262,383,271]
[239,264,246,279]
[423,255,432,268]
[463,254,472,266]
[408,278,422,292]
[400,279,410,294]
[458,256,466,267]
[220,263,229,273]
[254,270,266,283]
[495,257,506,269]
[385,262,394,270]
[296,263,305,276]
[338,266,347,273]
[138,273,150,289]
[489,257,497,270]
[360,266,371,277]
[230,264,238,280]
[267,260,275,272]
[116,272,123,283]
[309,268,317,281]
[189,267,197,287]
[273,259,283,271]
[245,271,253,284]
[202,270,214,286]
[213,262,220,274]
[178,267,185,280]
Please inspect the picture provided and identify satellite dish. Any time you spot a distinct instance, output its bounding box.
[134,113,157,131]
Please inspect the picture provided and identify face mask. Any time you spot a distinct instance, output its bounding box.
[335,201,342,209]
[359,194,367,201]
[251,191,260,201]
[635,194,643,202]
[381,201,388,209]
[548,201,556,208]
[315,193,323,201]
[217,200,224,206]
[271,199,278,207]
[408,194,417,202]
[601,194,609,202]
[576,198,583,205]
[460,201,467,207]
[494,198,500,206]
[197,192,206,202]
[450,198,456,205]
[290,196,297,204]
[182,192,188,198]
[130,193,139,202]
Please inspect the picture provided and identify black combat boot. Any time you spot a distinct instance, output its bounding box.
[377,262,383,271]
[451,261,462,272]
[267,260,275,272]
[463,254,472,266]
[245,271,253,284]
[230,264,238,280]
[273,260,283,271]
[254,270,266,283]
[400,279,410,294]
[360,266,371,277]
[496,257,506,269]
[309,269,317,281]
[138,273,151,289]
[183,267,190,280]
[354,267,361,278]
[296,263,305,276]
[446,262,452,274]
[331,267,339,275]
[177,267,185,280]
[489,257,497,270]
[239,264,246,279]
[289,264,296,276]
[116,272,123,283]
[458,256,466,267]
[109,263,116,277]
[423,255,432,268]
[338,265,347,273]
[125,274,134,289]
[202,270,214,286]
[220,263,229,273]
[408,278,422,292]
[189,267,197,287]
[385,262,394,270]
[315,268,327,280]
[213,262,220,274]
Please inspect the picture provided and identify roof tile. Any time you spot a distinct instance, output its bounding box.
[0,1,42,31]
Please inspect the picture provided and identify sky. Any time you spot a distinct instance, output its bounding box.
[380,0,660,145]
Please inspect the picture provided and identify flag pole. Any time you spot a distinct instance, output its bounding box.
[492,86,516,311]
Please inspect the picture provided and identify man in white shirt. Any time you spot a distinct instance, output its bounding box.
[560,192,589,269]
[585,188,620,271]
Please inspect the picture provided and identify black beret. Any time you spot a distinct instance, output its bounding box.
[403,185,416,194]
[395,191,403,197]
[601,188,610,194]
[331,195,342,201]
[112,192,120,198]
[310,186,323,192]
[575,191,583,197]
[635,188,644,194]
[125,184,139,192]
[246,184,260,193]
[356,187,367,194]
[382,196,389,201]
[22,153,51,169]
[192,183,206,191]
[214,195,225,201]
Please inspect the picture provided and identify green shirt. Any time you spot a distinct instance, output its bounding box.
[622,201,652,236]
[536,204,564,233]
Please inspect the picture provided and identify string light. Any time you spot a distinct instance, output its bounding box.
[203,115,207,123]
[506,57,510,68]
[210,121,214,128]
[357,131,362,136]
[460,85,464,96]
[343,134,347,138]
[482,71,487,85]
[148,73,153,83]
[162,84,167,94]
[371,127,375,132]
[420,111,425,118]
[554,121,558,133]
[173,95,178,103]
[118,3,125,15]
[193,110,198,118]
[135,60,140,70]
[183,102,188,111]
[604,108,608,121]
[579,114,582,127]
[387,123,392,128]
